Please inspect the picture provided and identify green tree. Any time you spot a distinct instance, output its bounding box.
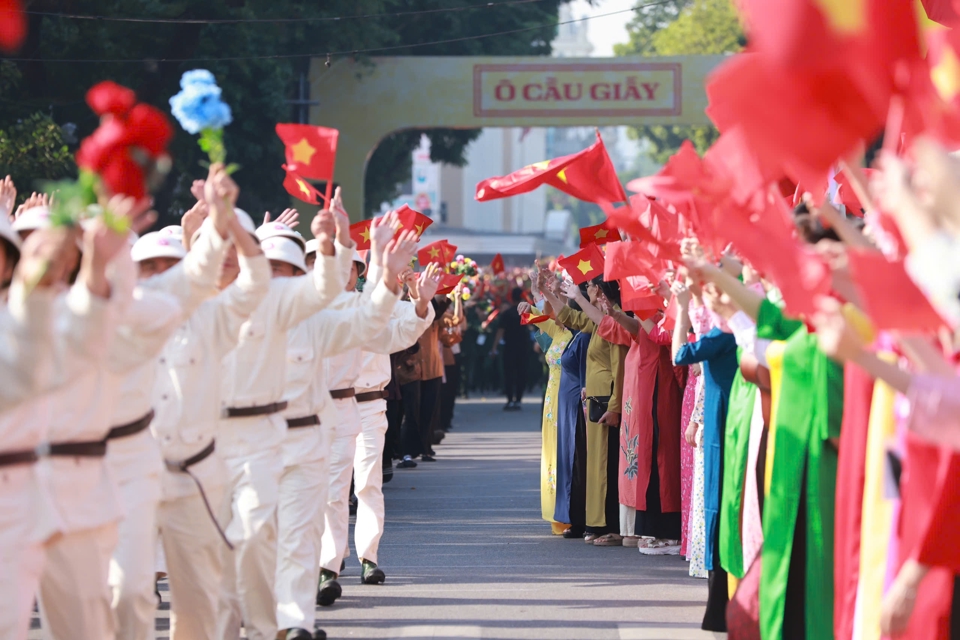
[616,0,744,164]
[8,0,570,224]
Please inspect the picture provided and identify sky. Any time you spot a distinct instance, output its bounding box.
[568,0,637,58]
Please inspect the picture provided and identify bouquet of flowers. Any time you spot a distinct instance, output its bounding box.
[170,70,234,168]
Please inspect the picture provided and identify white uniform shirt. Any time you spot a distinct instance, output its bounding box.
[153,252,271,500]
[281,280,400,467]
[216,250,348,459]
[107,229,228,488]
[0,283,55,411]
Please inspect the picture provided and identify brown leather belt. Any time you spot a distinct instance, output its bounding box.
[355,390,388,403]
[286,415,320,429]
[107,409,155,440]
[223,401,288,418]
[0,438,108,468]
[329,388,356,400]
[164,440,233,551]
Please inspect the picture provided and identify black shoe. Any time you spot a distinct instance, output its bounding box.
[349,494,358,516]
[420,454,436,462]
[397,456,417,469]
[361,559,386,585]
[316,570,341,607]
[382,463,394,484]
[341,559,346,573]
[283,629,313,640]
[562,528,585,539]
[313,630,327,640]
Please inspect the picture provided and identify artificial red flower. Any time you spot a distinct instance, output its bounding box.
[100,155,147,200]
[86,81,137,118]
[125,104,173,155]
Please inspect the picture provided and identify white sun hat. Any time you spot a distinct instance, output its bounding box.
[159,225,183,241]
[304,238,318,256]
[256,222,306,250]
[11,206,52,234]
[194,208,259,245]
[131,231,187,263]
[352,248,367,277]
[261,236,306,273]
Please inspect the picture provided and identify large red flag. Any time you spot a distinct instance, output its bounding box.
[283,167,323,205]
[276,124,339,182]
[395,205,433,238]
[476,131,626,204]
[558,244,605,285]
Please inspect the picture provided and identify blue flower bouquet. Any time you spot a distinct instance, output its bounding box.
[169,69,233,167]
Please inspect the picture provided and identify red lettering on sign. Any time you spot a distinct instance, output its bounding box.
[590,83,611,101]
[523,83,543,101]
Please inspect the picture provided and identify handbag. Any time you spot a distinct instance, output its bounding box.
[439,326,462,348]
[587,396,611,423]
[392,344,422,387]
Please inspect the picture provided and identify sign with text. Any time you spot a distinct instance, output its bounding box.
[473,63,682,118]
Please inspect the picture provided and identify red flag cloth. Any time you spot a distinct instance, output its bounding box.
[283,167,323,205]
[395,205,433,238]
[418,240,456,266]
[846,248,947,332]
[275,124,339,182]
[921,0,959,24]
[604,241,658,282]
[435,273,464,296]
[601,200,683,264]
[521,309,551,325]
[490,253,505,275]
[0,0,26,53]
[476,131,626,204]
[833,168,876,217]
[626,141,723,203]
[579,221,622,248]
[558,244,605,285]
[350,219,372,250]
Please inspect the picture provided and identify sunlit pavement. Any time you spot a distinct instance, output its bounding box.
[30,395,718,640]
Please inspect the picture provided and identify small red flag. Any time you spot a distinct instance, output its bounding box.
[436,273,464,296]
[276,124,339,182]
[558,244,605,285]
[283,167,323,205]
[579,221,622,248]
[491,253,505,275]
[476,131,626,204]
[418,240,457,266]
[0,0,26,53]
[833,168,876,217]
[846,248,947,332]
[603,241,656,282]
[521,308,551,325]
[350,219,373,250]
[396,205,433,238]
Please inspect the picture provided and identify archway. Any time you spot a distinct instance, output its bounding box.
[307,54,725,221]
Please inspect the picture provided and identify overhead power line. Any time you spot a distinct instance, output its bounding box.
[1,1,668,64]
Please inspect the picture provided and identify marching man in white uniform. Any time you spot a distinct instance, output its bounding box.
[215,185,348,640]
[264,211,419,640]
[151,169,272,640]
[106,169,238,640]
[0,205,134,640]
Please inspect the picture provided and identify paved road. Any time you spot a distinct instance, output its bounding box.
[31,396,718,639]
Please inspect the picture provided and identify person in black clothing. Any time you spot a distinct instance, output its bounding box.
[491,287,532,411]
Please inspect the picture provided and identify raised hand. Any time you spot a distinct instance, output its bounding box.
[190,179,206,202]
[370,210,399,266]
[79,194,140,297]
[418,262,442,300]
[204,164,238,239]
[383,229,419,278]
[671,279,691,307]
[15,192,45,218]
[0,176,16,221]
[596,296,613,316]
[560,280,581,300]
[15,226,80,290]
[517,301,532,315]
[274,208,300,229]
[311,209,336,257]
[181,200,210,247]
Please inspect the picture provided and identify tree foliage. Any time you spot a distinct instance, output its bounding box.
[616,0,744,164]
[8,0,569,224]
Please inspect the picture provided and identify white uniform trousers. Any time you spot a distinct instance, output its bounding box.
[110,472,161,640]
[38,521,120,640]
[319,398,362,574]
[157,484,227,640]
[275,428,333,631]
[216,444,283,640]
[0,468,46,640]
[353,405,389,564]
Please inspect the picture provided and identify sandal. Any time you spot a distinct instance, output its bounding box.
[593,533,624,547]
[621,535,641,548]
[583,533,599,543]
[637,538,681,556]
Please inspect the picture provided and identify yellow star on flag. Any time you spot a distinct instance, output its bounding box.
[577,259,593,275]
[556,168,568,184]
[296,178,312,198]
[594,228,608,239]
[415,223,425,236]
[360,226,372,243]
[528,309,542,319]
[933,46,960,102]
[291,138,317,165]
[429,247,441,258]
[813,0,866,34]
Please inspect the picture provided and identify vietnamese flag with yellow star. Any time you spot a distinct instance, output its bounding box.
[276,124,339,182]
[521,308,551,325]
[395,205,434,239]
[282,166,323,205]
[579,220,621,248]
[475,131,626,204]
[558,243,605,285]
[350,219,373,250]
[490,253,505,275]
[418,240,457,266]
